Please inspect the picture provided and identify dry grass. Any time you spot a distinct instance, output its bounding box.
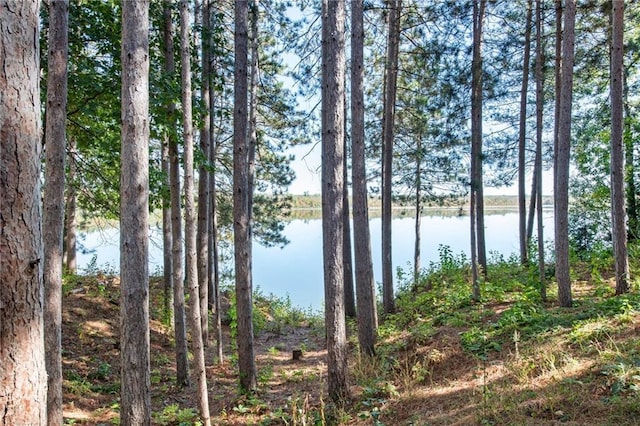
[61,273,640,425]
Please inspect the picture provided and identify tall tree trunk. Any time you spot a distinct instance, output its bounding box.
[247,0,258,249]
[322,0,349,401]
[470,0,487,298]
[43,1,68,424]
[526,175,537,243]
[161,3,174,324]
[0,2,47,423]
[65,138,78,274]
[164,0,190,387]
[470,167,480,302]
[351,0,378,357]
[414,136,422,285]
[120,1,151,424]
[197,0,211,347]
[610,0,630,295]
[180,1,211,422]
[518,0,533,265]
[381,0,401,315]
[471,0,487,277]
[209,20,224,363]
[209,124,223,364]
[555,0,576,308]
[234,0,258,393]
[535,0,546,302]
[162,137,173,325]
[343,92,356,318]
[553,0,562,195]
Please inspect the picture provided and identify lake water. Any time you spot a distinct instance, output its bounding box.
[77,208,555,311]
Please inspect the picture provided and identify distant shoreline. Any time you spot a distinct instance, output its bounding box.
[288,194,554,210]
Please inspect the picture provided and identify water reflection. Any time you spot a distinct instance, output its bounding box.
[77,209,555,310]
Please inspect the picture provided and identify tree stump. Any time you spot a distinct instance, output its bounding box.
[292,349,303,361]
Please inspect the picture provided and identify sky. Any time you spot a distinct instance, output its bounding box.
[285,143,554,197]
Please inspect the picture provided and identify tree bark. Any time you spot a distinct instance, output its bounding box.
[322,0,349,402]
[553,0,562,195]
[0,2,47,424]
[351,0,378,357]
[208,9,223,362]
[414,135,422,285]
[518,0,533,265]
[162,136,173,325]
[164,0,190,387]
[197,0,211,347]
[555,0,576,308]
[120,1,151,424]
[382,0,402,315]
[234,0,258,393]
[610,0,630,295]
[526,175,537,243]
[343,92,356,319]
[180,0,211,422]
[471,0,487,277]
[43,1,68,424]
[470,167,480,303]
[535,0,546,302]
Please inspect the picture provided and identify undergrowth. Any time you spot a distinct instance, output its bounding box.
[361,242,640,425]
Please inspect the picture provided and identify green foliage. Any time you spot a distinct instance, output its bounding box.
[357,379,398,426]
[227,285,322,345]
[601,358,640,397]
[152,404,202,426]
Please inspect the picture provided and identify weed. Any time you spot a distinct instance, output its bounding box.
[152,404,202,426]
[89,361,112,380]
[258,364,274,385]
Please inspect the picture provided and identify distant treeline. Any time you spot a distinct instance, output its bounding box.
[287,194,554,211]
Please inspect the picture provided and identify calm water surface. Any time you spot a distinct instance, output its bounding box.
[78,209,555,310]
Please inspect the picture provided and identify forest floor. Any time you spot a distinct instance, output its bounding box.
[61,261,640,425]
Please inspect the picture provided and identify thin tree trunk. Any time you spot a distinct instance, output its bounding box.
[518,0,533,265]
[0,2,48,423]
[382,0,402,315]
[535,0,546,302]
[248,0,258,229]
[209,24,224,363]
[351,0,378,357]
[162,137,173,325]
[471,0,487,281]
[414,136,422,284]
[470,4,482,302]
[526,175,537,243]
[43,1,68,424]
[234,0,258,393]
[526,175,537,241]
[610,0,630,295]
[555,0,576,308]
[197,0,211,347]
[470,174,480,302]
[180,0,211,422]
[322,0,349,402]
[120,1,151,423]
[65,138,78,274]
[343,92,356,319]
[164,0,190,387]
[553,0,562,194]
[209,127,223,364]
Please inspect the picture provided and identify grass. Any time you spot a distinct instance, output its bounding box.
[352,242,640,425]
[60,241,640,425]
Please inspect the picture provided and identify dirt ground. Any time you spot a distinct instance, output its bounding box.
[61,275,332,425]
